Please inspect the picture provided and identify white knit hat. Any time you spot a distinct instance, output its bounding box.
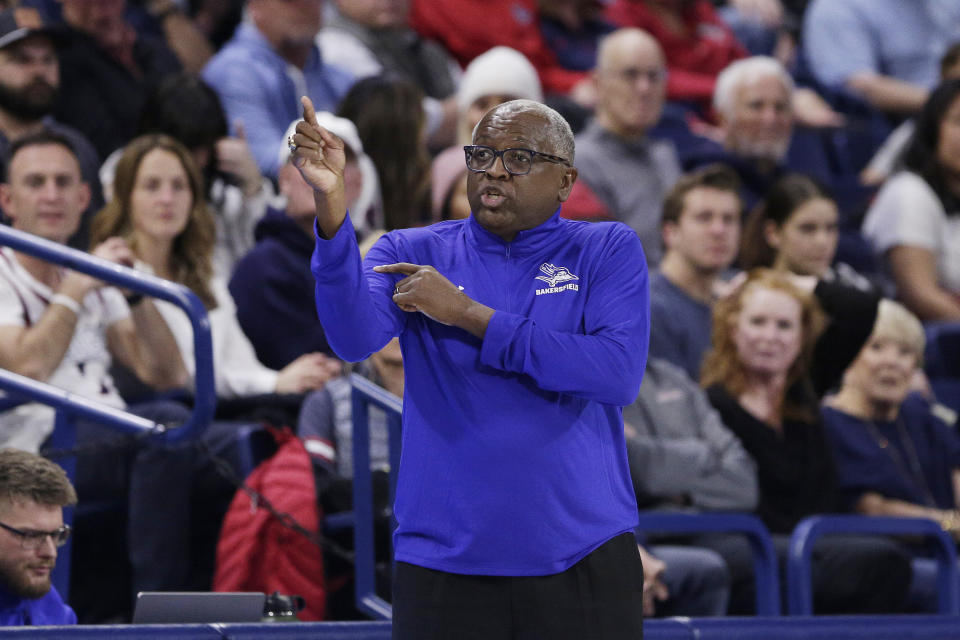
[457,46,543,113]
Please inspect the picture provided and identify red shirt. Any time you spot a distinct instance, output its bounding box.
[605,0,747,105]
[409,0,587,94]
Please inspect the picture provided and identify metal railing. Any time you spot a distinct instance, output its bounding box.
[0,224,216,597]
[347,373,402,620]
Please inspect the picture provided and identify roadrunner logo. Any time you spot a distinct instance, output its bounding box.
[535,263,580,295]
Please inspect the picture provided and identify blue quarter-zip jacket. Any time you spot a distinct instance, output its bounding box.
[311,209,649,575]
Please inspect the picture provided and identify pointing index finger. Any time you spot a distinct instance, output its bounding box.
[301,96,319,127]
[373,263,423,275]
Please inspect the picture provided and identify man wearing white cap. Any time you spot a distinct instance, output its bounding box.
[229,113,381,370]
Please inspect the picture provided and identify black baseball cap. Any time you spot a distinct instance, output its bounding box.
[0,7,56,51]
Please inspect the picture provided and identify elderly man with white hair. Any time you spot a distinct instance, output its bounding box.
[683,56,838,211]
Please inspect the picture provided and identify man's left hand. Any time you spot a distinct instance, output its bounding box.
[374,263,494,337]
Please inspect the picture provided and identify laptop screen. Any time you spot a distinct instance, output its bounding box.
[132,591,267,624]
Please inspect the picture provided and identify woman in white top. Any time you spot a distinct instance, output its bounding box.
[100,73,275,279]
[90,134,340,399]
[862,78,960,321]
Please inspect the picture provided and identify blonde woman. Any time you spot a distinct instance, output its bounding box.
[91,134,340,401]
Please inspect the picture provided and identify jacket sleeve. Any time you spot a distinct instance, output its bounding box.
[479,226,649,406]
[310,216,405,362]
[811,279,881,397]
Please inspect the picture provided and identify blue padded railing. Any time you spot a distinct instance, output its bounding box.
[349,373,402,620]
[0,224,216,598]
[635,512,781,615]
[787,515,960,615]
[8,615,960,638]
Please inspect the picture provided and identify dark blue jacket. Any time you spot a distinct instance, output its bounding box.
[230,208,332,369]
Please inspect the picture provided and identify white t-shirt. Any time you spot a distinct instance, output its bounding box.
[0,248,128,452]
[862,171,960,295]
[151,275,278,399]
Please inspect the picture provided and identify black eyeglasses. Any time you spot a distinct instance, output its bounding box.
[0,521,71,550]
[463,145,571,176]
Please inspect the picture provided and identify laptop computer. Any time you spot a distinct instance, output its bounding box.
[132,591,267,624]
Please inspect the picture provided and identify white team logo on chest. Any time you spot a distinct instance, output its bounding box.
[534,263,580,295]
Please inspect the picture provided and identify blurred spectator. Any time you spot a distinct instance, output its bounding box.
[740,173,876,291]
[650,164,741,379]
[803,0,960,116]
[317,0,460,149]
[431,159,470,223]
[715,0,789,57]
[625,358,757,513]
[137,0,214,72]
[23,0,213,72]
[91,134,341,400]
[338,75,429,230]
[99,72,273,278]
[0,7,103,250]
[624,356,756,616]
[575,28,680,264]
[0,131,202,598]
[701,269,911,614]
[862,42,960,186]
[46,0,182,160]
[0,448,77,626]
[202,0,354,179]
[230,112,381,370]
[409,0,595,107]
[452,46,543,147]
[862,79,960,321]
[537,0,615,72]
[824,299,960,611]
[298,334,398,479]
[684,56,838,210]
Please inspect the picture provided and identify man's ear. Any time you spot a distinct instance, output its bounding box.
[77,182,91,214]
[661,219,678,249]
[763,219,781,250]
[0,183,14,224]
[557,166,578,202]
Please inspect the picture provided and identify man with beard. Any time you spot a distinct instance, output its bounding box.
[682,56,835,212]
[0,448,77,626]
[0,7,102,248]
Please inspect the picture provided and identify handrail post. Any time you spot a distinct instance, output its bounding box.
[349,374,402,620]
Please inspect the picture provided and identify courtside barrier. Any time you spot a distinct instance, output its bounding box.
[636,512,781,615]
[5,615,960,638]
[787,515,960,615]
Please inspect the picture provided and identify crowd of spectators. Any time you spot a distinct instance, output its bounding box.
[0,0,959,626]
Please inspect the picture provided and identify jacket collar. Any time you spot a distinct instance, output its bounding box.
[465,207,565,256]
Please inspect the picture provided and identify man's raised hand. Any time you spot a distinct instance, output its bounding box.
[291,96,346,194]
[290,96,348,237]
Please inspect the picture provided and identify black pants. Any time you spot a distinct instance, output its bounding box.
[391,532,644,640]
